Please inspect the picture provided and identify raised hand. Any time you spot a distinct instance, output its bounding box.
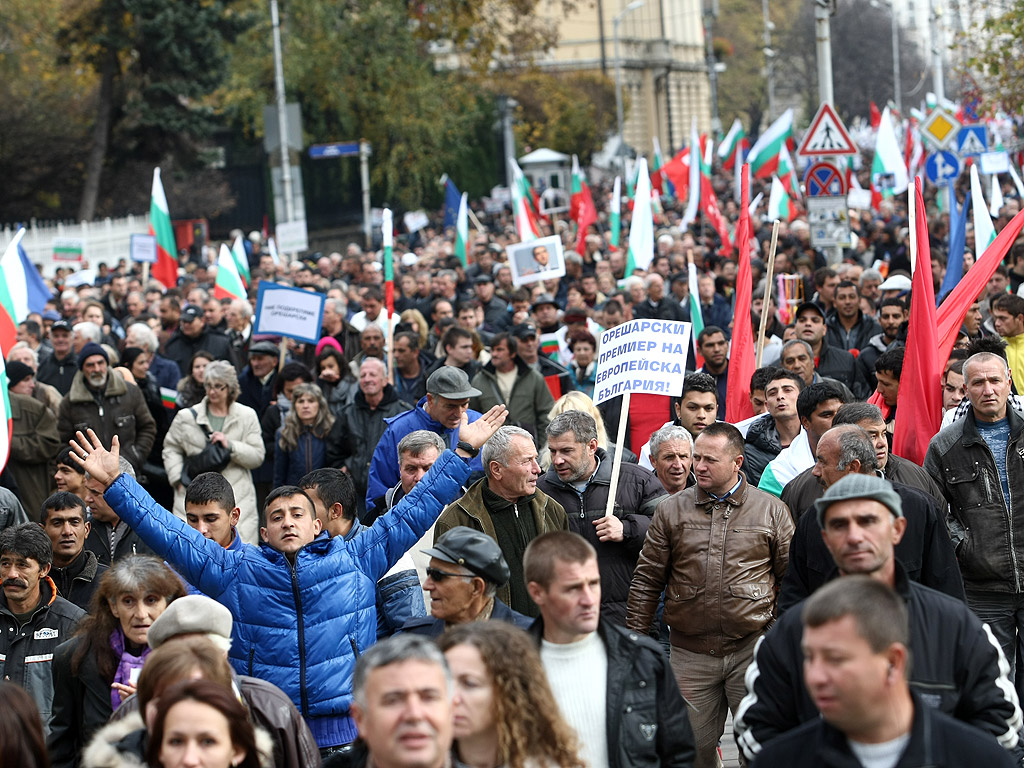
[458,405,509,450]
[68,429,122,489]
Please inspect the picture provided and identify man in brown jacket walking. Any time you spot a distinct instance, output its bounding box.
[627,421,793,768]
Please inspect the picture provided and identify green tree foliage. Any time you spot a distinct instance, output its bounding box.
[964,2,1024,114]
[62,0,253,219]
[505,71,617,164]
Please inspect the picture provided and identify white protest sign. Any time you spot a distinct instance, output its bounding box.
[403,210,430,233]
[254,281,325,344]
[275,220,309,254]
[130,233,157,263]
[980,151,1010,175]
[593,319,692,405]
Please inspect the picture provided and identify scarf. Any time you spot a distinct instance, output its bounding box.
[110,628,151,711]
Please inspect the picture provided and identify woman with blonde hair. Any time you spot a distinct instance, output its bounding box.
[439,622,584,768]
[162,360,264,543]
[399,308,430,349]
[538,391,636,469]
[273,382,349,487]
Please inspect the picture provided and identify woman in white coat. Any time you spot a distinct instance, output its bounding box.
[162,360,265,544]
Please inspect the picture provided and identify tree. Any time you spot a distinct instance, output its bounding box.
[62,0,252,221]
[964,1,1024,114]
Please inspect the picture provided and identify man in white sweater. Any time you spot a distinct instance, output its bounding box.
[525,531,695,768]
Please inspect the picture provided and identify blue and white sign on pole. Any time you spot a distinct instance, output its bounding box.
[956,125,988,159]
[925,151,960,185]
[309,142,361,159]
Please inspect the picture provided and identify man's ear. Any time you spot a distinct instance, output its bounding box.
[230,507,241,526]
[329,502,345,521]
[526,581,545,607]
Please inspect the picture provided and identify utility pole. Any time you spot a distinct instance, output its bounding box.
[930,0,945,101]
[270,0,294,224]
[614,0,646,174]
[762,0,776,122]
[814,0,835,106]
[704,0,721,135]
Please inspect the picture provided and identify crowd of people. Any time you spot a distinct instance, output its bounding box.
[3,168,1024,768]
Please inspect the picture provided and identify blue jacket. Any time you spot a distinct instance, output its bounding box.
[103,450,471,748]
[366,397,482,507]
[273,427,329,488]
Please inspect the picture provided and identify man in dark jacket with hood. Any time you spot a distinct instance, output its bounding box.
[162,305,236,378]
[794,301,870,399]
[525,531,695,768]
[536,411,664,626]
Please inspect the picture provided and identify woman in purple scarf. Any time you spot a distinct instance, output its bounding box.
[47,555,186,768]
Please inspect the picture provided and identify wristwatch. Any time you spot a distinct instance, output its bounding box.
[457,440,480,458]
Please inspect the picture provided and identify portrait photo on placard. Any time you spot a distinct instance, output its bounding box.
[507,235,566,286]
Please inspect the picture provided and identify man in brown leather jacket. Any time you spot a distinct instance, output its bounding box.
[626,421,793,768]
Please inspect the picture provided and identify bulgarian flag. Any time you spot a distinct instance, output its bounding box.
[971,163,996,261]
[768,176,797,222]
[609,176,622,249]
[625,157,654,276]
[231,234,251,288]
[650,136,665,194]
[0,228,28,356]
[725,167,755,423]
[747,108,794,179]
[160,387,178,410]
[0,353,10,475]
[698,136,733,256]
[454,192,469,267]
[149,167,179,290]
[758,431,813,497]
[214,244,246,301]
[777,146,800,199]
[570,155,598,255]
[383,208,395,317]
[509,158,540,242]
[719,118,747,171]
[870,106,909,209]
[687,256,705,367]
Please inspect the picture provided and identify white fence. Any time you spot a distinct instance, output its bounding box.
[0,214,151,277]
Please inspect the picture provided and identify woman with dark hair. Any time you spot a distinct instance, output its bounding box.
[176,350,217,408]
[438,622,584,768]
[316,345,357,418]
[147,680,260,768]
[273,382,349,487]
[48,556,187,768]
[0,682,49,768]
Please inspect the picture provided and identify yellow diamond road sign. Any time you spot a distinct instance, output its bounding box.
[921,108,962,151]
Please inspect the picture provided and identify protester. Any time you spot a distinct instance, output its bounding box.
[438,622,585,768]
[162,360,265,543]
[273,383,348,487]
[175,349,217,409]
[41,491,108,610]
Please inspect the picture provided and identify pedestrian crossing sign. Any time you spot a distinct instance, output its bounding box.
[957,125,988,158]
[798,103,858,158]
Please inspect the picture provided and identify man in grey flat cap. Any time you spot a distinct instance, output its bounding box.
[735,473,1022,763]
[401,526,531,636]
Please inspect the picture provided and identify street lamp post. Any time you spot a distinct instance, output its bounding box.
[890,3,901,114]
[614,0,645,174]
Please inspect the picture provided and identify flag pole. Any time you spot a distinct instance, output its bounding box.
[603,390,631,520]
[908,180,917,275]
[755,220,781,369]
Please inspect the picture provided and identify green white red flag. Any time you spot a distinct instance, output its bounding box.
[718,118,747,171]
[687,259,705,366]
[509,158,540,242]
[870,106,908,209]
[609,177,622,249]
[650,136,665,193]
[767,176,797,222]
[383,208,395,316]
[777,146,800,199]
[214,244,246,302]
[626,157,654,275]
[454,192,469,267]
[149,168,178,290]
[0,228,29,356]
[570,155,598,255]
[231,234,251,288]
[747,108,794,179]
[970,163,996,261]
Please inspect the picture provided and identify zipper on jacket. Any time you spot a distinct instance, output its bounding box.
[248,646,255,676]
[290,561,310,716]
[350,637,360,659]
[1006,445,1022,591]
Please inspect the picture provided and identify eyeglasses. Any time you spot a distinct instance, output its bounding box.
[205,383,228,392]
[425,567,475,583]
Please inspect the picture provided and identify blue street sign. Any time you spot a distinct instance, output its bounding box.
[956,125,988,158]
[925,151,960,184]
[309,142,361,159]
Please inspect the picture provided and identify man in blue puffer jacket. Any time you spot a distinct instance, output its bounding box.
[67,405,507,757]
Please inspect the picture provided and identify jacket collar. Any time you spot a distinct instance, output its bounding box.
[68,368,128,403]
[813,690,933,767]
[961,405,1024,446]
[0,575,58,618]
[694,472,750,507]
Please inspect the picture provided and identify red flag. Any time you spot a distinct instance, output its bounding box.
[892,180,941,465]
[936,208,1024,363]
[661,150,690,200]
[869,101,882,130]
[572,184,597,255]
[698,137,733,256]
[725,167,755,424]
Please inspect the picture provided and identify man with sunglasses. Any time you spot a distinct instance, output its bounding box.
[402,526,531,636]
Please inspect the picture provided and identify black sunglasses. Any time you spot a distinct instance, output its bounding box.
[426,567,475,583]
